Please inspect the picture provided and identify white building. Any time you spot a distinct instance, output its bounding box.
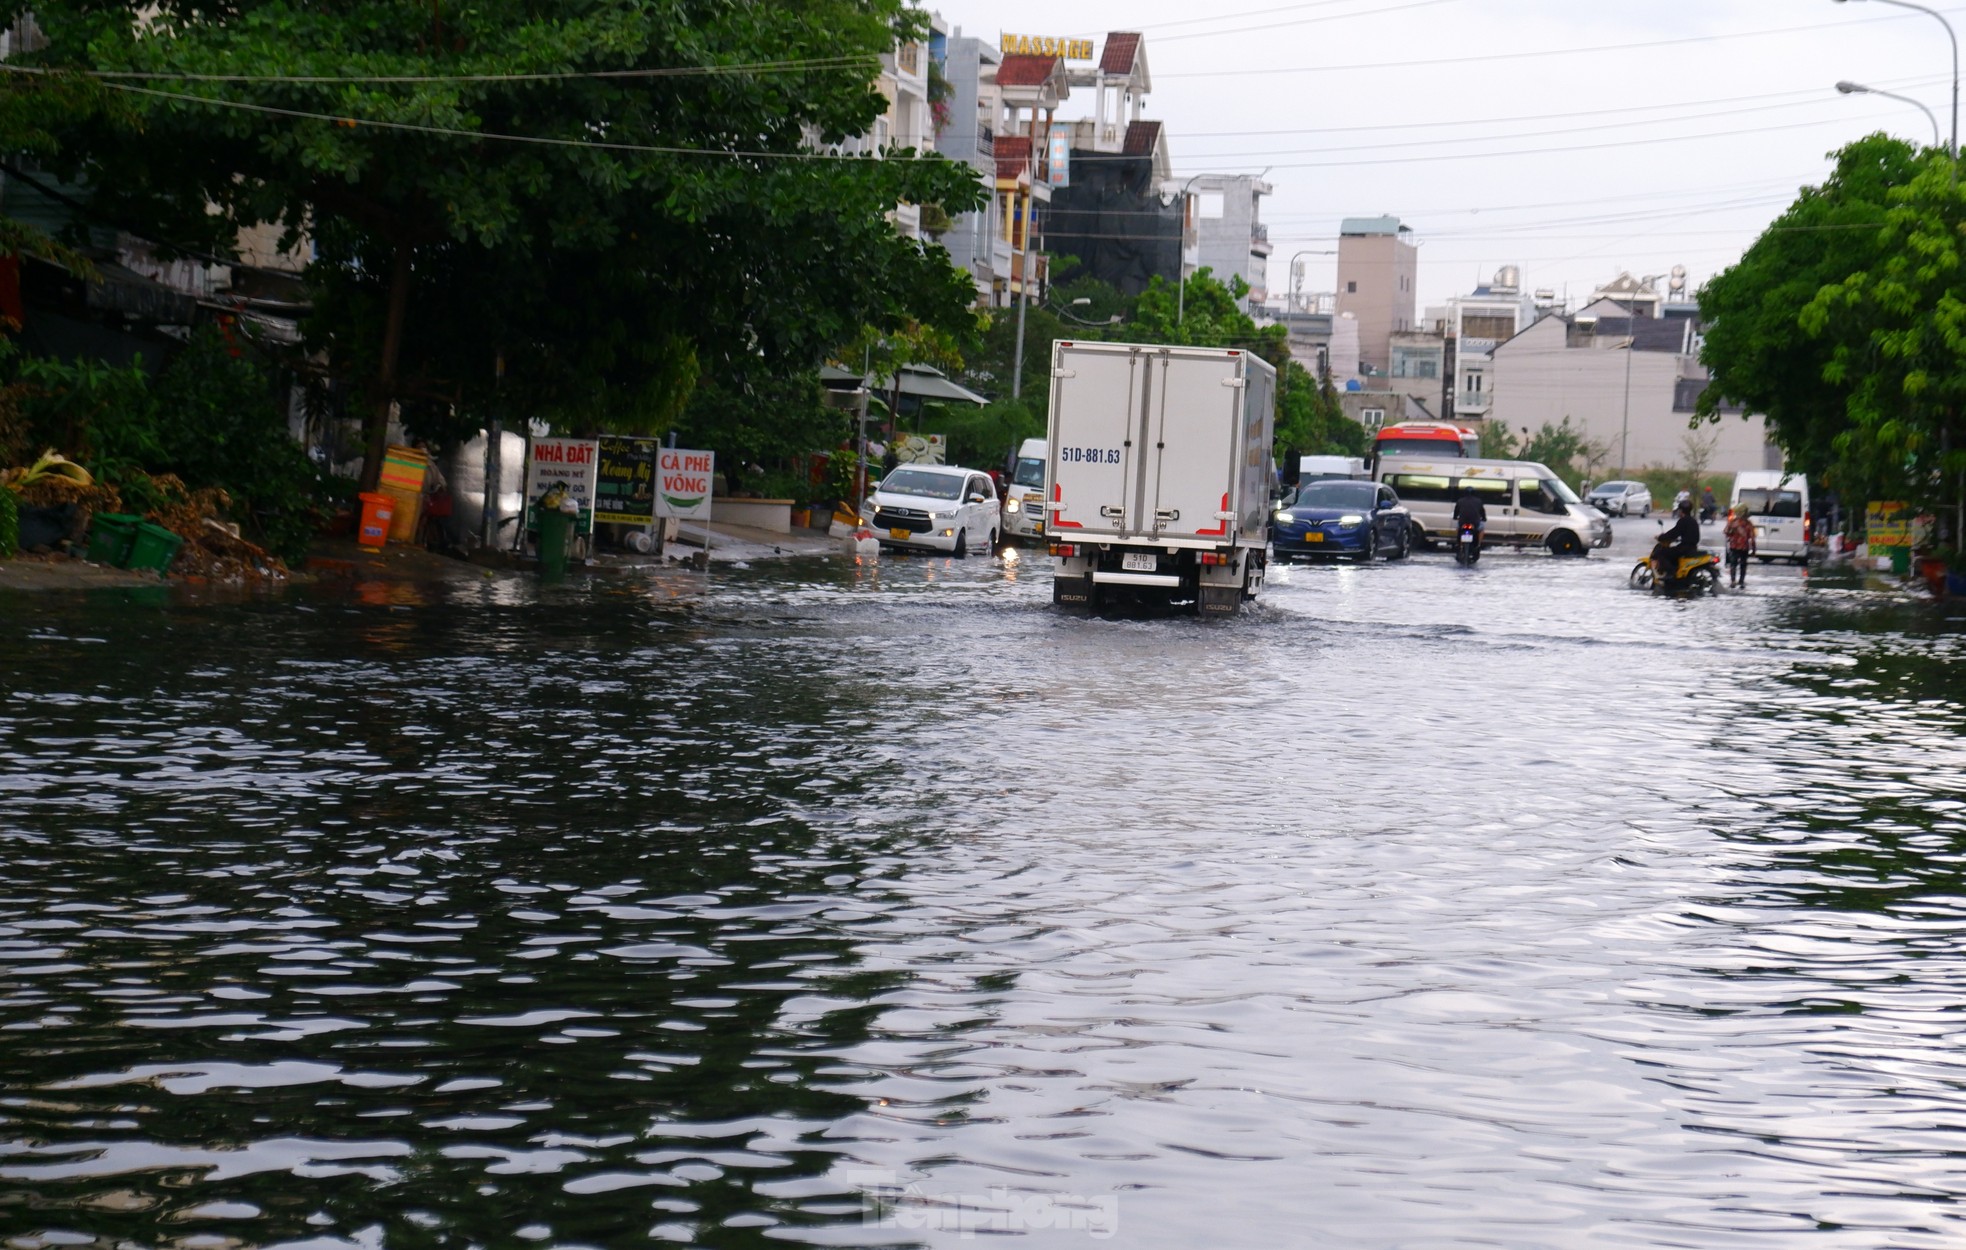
[1488,297,1776,474]
[1182,173,1272,311]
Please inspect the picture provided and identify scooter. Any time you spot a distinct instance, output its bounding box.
[1629,549,1721,593]
[1454,520,1481,566]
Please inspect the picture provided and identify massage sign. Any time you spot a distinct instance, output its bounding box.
[656,448,715,521]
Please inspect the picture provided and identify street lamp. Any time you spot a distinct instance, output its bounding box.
[1286,249,1336,314]
[1162,173,1207,325]
[1050,297,1123,328]
[1618,273,1669,473]
[1833,0,1958,181]
[1836,79,1943,149]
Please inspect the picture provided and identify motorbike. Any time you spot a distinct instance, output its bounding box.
[1630,549,1721,593]
[1454,519,1481,566]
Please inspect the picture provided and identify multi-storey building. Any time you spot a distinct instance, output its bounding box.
[934,29,1009,305]
[1335,216,1417,376]
[1488,296,1774,474]
[1186,174,1273,312]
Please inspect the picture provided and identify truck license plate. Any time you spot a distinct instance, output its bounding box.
[1122,552,1157,572]
[889,528,910,541]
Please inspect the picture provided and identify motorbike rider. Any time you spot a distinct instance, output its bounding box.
[1652,497,1700,584]
[1452,484,1487,551]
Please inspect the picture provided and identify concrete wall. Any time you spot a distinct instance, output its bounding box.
[1336,232,1417,376]
[1489,319,1774,473]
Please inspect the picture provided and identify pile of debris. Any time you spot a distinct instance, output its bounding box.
[145,475,290,583]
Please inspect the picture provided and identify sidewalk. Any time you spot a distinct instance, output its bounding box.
[664,518,842,564]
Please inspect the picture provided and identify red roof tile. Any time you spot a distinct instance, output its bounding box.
[1100,33,1142,76]
[995,54,1060,87]
[994,134,1033,181]
[1122,119,1161,157]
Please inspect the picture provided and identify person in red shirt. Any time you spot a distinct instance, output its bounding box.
[1724,505,1756,587]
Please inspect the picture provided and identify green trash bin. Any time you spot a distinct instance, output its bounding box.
[1889,545,1911,576]
[88,512,143,567]
[125,521,184,574]
[537,507,573,577]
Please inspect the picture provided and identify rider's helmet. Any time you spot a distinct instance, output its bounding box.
[1675,497,1693,514]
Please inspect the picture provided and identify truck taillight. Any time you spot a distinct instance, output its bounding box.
[1200,551,1235,566]
[1048,542,1077,557]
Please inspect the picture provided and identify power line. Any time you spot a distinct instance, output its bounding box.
[0,55,881,85]
[1154,7,1946,78]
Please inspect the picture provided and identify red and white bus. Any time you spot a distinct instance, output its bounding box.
[1372,422,1481,460]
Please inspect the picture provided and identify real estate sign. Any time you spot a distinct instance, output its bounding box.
[656,448,715,521]
[1867,500,1912,548]
[525,437,600,534]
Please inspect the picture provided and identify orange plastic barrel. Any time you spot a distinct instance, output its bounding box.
[357,492,395,551]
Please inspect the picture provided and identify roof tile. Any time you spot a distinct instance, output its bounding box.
[1100,33,1142,75]
[995,54,1060,87]
[1122,119,1161,156]
[994,134,1033,181]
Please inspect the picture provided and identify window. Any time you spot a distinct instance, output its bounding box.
[1738,488,1802,518]
[1456,478,1510,508]
[969,476,994,500]
[1465,374,1484,393]
[1346,280,1357,294]
[1011,457,1045,488]
[1361,407,1385,429]
[1384,473,1453,503]
[1378,488,1398,509]
[1517,479,1565,515]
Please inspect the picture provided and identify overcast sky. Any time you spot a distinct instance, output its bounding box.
[935,0,1958,311]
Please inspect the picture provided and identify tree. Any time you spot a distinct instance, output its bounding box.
[1700,134,1961,512]
[8,0,985,487]
[1520,417,1589,488]
[1680,426,1720,495]
[1479,422,1519,459]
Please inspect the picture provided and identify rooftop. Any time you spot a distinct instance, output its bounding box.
[1100,32,1143,75]
[1340,215,1409,236]
[995,53,1061,87]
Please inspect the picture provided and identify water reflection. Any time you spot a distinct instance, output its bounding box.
[2,548,1963,1247]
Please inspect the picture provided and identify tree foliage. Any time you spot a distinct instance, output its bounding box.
[6,0,986,484]
[1701,134,1963,509]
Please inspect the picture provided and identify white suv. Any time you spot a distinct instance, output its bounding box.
[1585,480,1652,516]
[866,465,1001,557]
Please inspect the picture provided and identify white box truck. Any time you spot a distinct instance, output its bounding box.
[1044,341,1276,616]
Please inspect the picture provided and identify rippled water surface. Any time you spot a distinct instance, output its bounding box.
[4,529,1965,1248]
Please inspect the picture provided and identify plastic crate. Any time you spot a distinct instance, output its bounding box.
[87,512,143,567]
[125,521,184,574]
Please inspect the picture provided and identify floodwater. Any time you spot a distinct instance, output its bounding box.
[3,523,1964,1249]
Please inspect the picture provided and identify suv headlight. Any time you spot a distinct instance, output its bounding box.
[1275,510,1293,523]
[931,510,957,522]
[1338,514,1365,526]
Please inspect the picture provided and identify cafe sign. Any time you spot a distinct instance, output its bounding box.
[655,448,715,521]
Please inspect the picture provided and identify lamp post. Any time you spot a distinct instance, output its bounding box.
[1834,0,1957,182]
[1836,79,1943,149]
[1049,297,1123,328]
[1286,250,1336,314]
[1165,173,1207,326]
[1617,274,1669,474]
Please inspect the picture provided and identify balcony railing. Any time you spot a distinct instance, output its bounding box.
[1454,391,1492,412]
[897,43,921,76]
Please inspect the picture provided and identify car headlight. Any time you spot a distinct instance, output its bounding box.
[1338,514,1365,526]
[931,510,957,522]
[1005,498,1021,514]
[1275,510,1294,523]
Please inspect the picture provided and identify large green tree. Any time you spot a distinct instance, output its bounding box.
[5,0,983,486]
[1701,134,1962,511]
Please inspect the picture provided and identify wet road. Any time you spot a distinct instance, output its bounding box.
[3,519,1964,1248]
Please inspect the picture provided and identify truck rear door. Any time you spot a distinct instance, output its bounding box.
[1143,351,1244,540]
[1047,345,1146,540]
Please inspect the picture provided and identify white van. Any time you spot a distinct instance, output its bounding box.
[1376,456,1612,555]
[1298,455,1369,483]
[1002,437,1046,540]
[1730,470,1810,563]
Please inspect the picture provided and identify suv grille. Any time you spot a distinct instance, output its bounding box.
[874,508,930,533]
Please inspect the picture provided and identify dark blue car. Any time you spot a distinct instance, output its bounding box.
[1271,479,1413,562]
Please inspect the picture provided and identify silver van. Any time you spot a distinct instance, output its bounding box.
[1377,456,1612,555]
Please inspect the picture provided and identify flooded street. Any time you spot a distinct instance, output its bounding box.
[4,523,1965,1248]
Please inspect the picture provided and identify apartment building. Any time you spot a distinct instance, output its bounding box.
[1186,174,1273,311]
[1335,216,1417,376]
